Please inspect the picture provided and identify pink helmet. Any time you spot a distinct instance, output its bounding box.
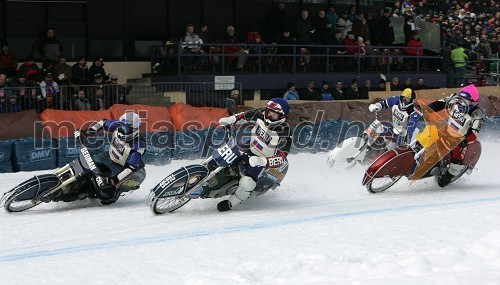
[457,84,479,103]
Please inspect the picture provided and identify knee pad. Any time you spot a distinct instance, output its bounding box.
[448,162,464,176]
[228,176,256,207]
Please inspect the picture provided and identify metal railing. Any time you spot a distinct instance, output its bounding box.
[0,82,242,114]
[151,42,442,78]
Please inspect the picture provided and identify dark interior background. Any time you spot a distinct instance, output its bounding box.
[0,0,383,61]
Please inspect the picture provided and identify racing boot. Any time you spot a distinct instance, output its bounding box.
[217,176,256,212]
[438,162,463,188]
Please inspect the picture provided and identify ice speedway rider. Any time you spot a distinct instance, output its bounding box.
[217,97,292,211]
[424,84,485,187]
[368,88,422,146]
[48,111,146,205]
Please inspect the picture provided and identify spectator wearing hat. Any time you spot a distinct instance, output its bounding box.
[105,74,131,105]
[91,73,105,85]
[71,56,89,86]
[331,29,347,71]
[319,81,333,101]
[40,72,59,109]
[343,31,359,71]
[300,80,318,100]
[336,10,353,38]
[37,28,63,70]
[378,9,395,46]
[0,43,17,78]
[4,92,21,113]
[283,82,300,100]
[18,55,41,83]
[13,73,31,110]
[88,57,108,81]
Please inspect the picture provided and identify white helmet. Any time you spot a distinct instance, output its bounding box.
[117,112,141,141]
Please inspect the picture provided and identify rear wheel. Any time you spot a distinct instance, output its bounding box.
[366,175,403,193]
[149,195,191,214]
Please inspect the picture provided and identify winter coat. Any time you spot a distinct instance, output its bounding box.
[74,97,91,110]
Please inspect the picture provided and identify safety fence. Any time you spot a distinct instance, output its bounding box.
[151,43,442,77]
[0,82,243,114]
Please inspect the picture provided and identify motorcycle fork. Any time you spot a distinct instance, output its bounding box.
[37,165,77,200]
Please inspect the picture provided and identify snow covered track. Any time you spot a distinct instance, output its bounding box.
[1,140,500,284]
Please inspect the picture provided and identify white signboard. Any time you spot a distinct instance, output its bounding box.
[214,76,235,90]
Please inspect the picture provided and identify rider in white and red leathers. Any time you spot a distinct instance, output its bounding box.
[425,84,485,187]
[217,98,292,211]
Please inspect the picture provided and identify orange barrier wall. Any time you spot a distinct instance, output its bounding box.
[0,110,43,140]
[108,104,174,132]
[168,103,229,130]
[39,109,112,138]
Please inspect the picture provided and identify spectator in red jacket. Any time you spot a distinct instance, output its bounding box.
[222,26,247,70]
[343,31,359,71]
[404,31,423,71]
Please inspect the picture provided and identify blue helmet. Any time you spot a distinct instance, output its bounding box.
[264,97,289,125]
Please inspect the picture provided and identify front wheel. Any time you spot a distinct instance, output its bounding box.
[3,174,61,212]
[149,195,191,214]
[366,175,403,193]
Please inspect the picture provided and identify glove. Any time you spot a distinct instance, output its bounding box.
[248,156,268,167]
[82,128,97,137]
[218,116,236,126]
[369,103,382,113]
[95,174,115,190]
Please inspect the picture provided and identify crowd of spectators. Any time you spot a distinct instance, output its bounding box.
[170,0,500,81]
[0,28,131,114]
[280,75,428,101]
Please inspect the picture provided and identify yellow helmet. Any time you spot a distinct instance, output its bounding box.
[400,88,415,110]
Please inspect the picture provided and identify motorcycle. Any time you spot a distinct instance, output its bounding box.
[147,127,288,214]
[361,124,481,193]
[0,131,146,212]
[327,113,393,170]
